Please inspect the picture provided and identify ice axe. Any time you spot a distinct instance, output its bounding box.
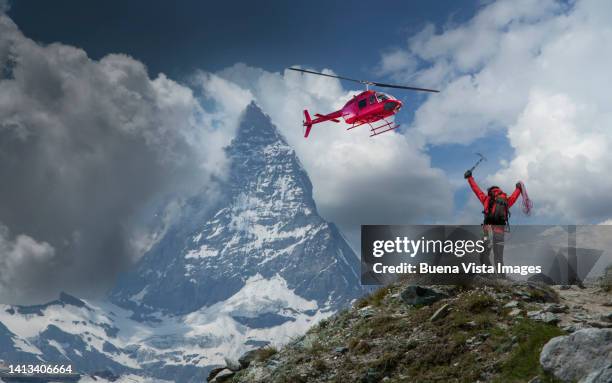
[468,153,487,173]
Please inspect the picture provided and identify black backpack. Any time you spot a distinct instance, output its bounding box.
[484,189,509,226]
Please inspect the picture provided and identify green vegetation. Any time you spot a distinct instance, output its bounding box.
[495,320,564,383]
[354,285,392,308]
[601,265,612,291]
[253,345,278,363]
[232,281,565,383]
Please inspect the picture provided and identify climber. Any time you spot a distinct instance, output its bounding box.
[464,169,522,276]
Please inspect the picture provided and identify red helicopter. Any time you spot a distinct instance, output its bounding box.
[288,67,439,138]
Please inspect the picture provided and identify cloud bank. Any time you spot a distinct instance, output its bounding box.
[381,0,612,223]
[0,14,229,303]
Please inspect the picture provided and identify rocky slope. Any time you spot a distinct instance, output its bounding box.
[223,278,611,383]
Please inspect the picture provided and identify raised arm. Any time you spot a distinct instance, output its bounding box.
[464,170,486,205]
[507,183,522,207]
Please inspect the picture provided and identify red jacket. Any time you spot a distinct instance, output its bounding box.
[467,176,520,228]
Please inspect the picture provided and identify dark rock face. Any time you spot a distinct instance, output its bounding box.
[208,368,234,382]
[207,367,226,382]
[232,313,295,329]
[400,285,448,306]
[238,349,259,369]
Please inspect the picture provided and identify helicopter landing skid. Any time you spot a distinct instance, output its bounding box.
[369,118,399,137]
[347,117,399,137]
[368,118,399,137]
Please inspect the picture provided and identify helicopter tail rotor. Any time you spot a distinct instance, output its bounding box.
[303,110,313,138]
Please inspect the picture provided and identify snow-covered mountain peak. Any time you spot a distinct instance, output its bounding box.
[0,104,363,382]
[111,103,361,317]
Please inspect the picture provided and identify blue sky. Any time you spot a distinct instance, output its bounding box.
[8,0,478,79]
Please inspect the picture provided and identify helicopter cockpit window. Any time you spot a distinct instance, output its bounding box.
[369,95,376,104]
[358,99,367,109]
[376,93,389,101]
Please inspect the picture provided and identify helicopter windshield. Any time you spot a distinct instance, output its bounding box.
[376,92,389,101]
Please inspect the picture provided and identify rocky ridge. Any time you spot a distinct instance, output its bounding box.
[215,278,611,383]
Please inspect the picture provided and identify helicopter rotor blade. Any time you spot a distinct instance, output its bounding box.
[288,68,365,85]
[368,82,439,93]
[287,67,439,93]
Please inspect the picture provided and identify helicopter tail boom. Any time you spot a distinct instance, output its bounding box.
[303,109,343,138]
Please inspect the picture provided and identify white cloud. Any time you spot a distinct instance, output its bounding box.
[376,49,417,79]
[0,14,231,303]
[381,0,612,223]
[0,224,56,304]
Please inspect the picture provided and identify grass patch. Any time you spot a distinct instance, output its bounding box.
[348,338,370,354]
[369,350,403,376]
[311,358,327,373]
[462,292,497,313]
[357,314,407,338]
[253,345,278,363]
[528,285,559,303]
[601,266,612,291]
[494,319,564,382]
[304,339,326,355]
[355,285,392,309]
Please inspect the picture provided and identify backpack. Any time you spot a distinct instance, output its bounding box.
[484,189,509,226]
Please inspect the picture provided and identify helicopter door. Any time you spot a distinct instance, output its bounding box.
[357,98,367,109]
[369,94,377,105]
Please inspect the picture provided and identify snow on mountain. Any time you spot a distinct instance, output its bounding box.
[0,103,363,382]
[111,102,362,316]
[0,293,139,376]
[0,278,336,381]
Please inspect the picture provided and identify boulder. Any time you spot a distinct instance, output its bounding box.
[504,300,519,309]
[361,367,381,383]
[508,308,521,317]
[520,281,559,303]
[334,346,349,354]
[224,357,242,372]
[543,303,569,313]
[540,328,612,382]
[238,349,259,369]
[212,368,235,382]
[400,285,448,306]
[359,306,374,318]
[430,303,451,322]
[206,367,232,382]
[580,364,612,383]
[528,310,560,324]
